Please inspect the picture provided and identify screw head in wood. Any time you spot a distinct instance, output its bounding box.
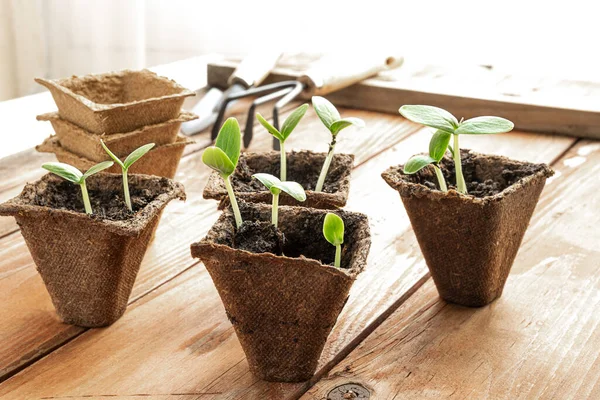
[327,383,370,399]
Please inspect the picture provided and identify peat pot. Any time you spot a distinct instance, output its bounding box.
[35,69,194,134]
[203,151,354,209]
[190,203,371,382]
[0,173,185,327]
[37,111,197,162]
[382,150,554,307]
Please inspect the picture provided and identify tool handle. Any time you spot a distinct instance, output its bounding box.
[228,53,282,88]
[298,53,403,96]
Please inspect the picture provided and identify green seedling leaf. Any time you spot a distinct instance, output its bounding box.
[256,113,284,141]
[277,181,306,202]
[253,173,282,195]
[280,103,309,140]
[330,117,365,135]
[403,155,437,174]
[215,117,241,167]
[323,212,344,246]
[202,146,235,176]
[253,173,307,201]
[429,130,452,162]
[123,143,155,169]
[399,105,459,134]
[42,162,83,184]
[100,140,125,169]
[312,96,341,130]
[82,161,114,179]
[455,116,515,135]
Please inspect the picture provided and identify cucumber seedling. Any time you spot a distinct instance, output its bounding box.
[42,161,114,214]
[399,105,514,194]
[101,141,155,211]
[312,96,364,192]
[202,117,243,228]
[323,212,344,268]
[253,173,306,227]
[256,103,309,181]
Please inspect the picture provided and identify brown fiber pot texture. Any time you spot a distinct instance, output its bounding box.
[35,69,194,134]
[203,151,354,209]
[37,111,197,162]
[382,150,554,307]
[0,173,185,327]
[36,135,193,179]
[190,203,371,382]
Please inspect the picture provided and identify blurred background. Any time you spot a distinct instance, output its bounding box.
[1,0,598,101]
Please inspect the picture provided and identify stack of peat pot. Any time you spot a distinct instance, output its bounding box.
[0,70,195,328]
[35,69,197,178]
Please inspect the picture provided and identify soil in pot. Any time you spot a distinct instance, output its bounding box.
[191,202,371,382]
[203,151,354,209]
[0,173,185,327]
[382,149,554,307]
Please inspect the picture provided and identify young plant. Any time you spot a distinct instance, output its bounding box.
[42,161,114,214]
[403,130,450,192]
[256,103,309,181]
[202,117,243,228]
[252,173,306,227]
[323,212,344,268]
[399,105,514,194]
[101,141,155,212]
[312,96,365,193]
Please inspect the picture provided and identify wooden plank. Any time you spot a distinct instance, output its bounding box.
[0,107,421,383]
[208,57,600,139]
[0,123,575,398]
[304,140,600,400]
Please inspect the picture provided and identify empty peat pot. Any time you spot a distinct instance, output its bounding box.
[0,173,185,327]
[36,135,193,179]
[190,203,371,382]
[203,150,354,209]
[382,150,554,307]
[35,69,194,134]
[36,111,197,162]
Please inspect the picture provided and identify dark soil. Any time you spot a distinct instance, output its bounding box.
[33,180,158,221]
[234,221,285,255]
[231,151,351,194]
[399,149,549,198]
[216,202,367,269]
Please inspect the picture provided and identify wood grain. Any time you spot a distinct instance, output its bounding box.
[0,125,575,399]
[305,140,600,400]
[209,57,600,139]
[0,107,421,384]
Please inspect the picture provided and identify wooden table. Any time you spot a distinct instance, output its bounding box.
[0,56,598,400]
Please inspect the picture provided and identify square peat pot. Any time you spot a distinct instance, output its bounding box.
[190,203,371,382]
[36,135,193,179]
[0,173,185,327]
[382,150,554,307]
[35,69,194,134]
[203,151,354,209]
[37,111,197,162]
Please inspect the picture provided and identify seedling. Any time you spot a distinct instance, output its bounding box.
[323,213,344,268]
[202,117,243,228]
[399,105,514,194]
[403,130,450,192]
[253,173,306,227]
[256,103,309,181]
[312,96,365,192]
[42,161,114,214]
[101,141,155,211]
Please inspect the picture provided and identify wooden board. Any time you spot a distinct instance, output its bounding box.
[208,55,600,139]
[305,140,600,400]
[0,107,576,398]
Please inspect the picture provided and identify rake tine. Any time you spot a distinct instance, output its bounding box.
[243,87,294,149]
[270,81,304,150]
[211,81,299,141]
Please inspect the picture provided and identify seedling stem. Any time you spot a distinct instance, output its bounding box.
[453,134,467,194]
[224,175,243,228]
[315,140,336,193]
[80,180,92,214]
[433,165,448,192]
[280,141,286,181]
